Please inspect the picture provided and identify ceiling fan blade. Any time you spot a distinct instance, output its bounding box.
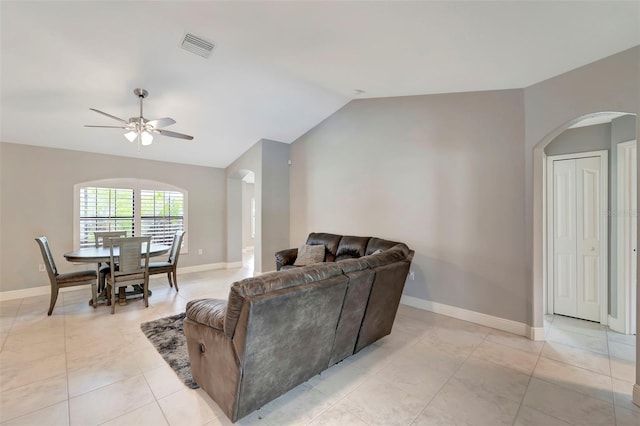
[146,117,176,128]
[155,129,194,140]
[89,108,128,124]
[84,125,129,129]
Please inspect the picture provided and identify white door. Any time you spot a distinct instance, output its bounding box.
[631,144,637,334]
[552,156,604,321]
[618,140,637,334]
[553,159,577,317]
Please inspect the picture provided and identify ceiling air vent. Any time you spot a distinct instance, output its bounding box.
[181,33,215,59]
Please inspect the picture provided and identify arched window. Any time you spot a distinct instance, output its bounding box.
[74,178,188,251]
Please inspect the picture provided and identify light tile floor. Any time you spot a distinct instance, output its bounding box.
[1,262,638,425]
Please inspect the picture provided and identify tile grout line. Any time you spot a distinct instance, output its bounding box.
[540,322,615,403]
[406,329,493,425]
[606,326,622,426]
[63,299,72,426]
[509,338,579,426]
[537,345,613,378]
[0,297,24,352]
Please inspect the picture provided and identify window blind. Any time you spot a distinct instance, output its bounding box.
[79,187,134,248]
[140,190,184,245]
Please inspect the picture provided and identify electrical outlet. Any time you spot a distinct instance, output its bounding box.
[198,249,203,255]
[409,270,415,280]
[38,264,46,272]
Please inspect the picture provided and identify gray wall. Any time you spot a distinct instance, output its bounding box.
[0,142,226,292]
[260,140,290,272]
[524,46,640,328]
[611,115,637,144]
[242,182,255,249]
[544,123,611,156]
[290,89,528,323]
[226,139,289,272]
[226,142,262,270]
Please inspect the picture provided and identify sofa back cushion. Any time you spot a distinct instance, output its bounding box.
[306,232,342,262]
[233,274,348,420]
[336,257,370,273]
[365,244,411,268]
[355,259,411,352]
[328,268,375,366]
[365,237,401,255]
[224,262,344,339]
[335,236,370,261]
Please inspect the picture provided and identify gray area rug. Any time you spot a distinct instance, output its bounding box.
[140,312,199,389]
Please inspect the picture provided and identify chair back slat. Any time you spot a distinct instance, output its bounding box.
[109,237,151,276]
[94,231,127,248]
[35,236,57,276]
[168,231,186,264]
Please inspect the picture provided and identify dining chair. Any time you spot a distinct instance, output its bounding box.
[35,236,97,315]
[148,230,185,292]
[94,231,127,291]
[105,236,151,314]
[94,231,127,249]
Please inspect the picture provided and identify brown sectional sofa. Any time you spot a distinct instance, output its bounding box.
[183,233,414,423]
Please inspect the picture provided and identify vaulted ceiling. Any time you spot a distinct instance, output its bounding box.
[2,1,639,167]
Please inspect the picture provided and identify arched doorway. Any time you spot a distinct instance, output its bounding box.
[227,169,259,274]
[534,112,637,333]
[241,171,256,273]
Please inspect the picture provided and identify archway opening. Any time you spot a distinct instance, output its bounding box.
[241,171,256,273]
[534,112,637,336]
[227,169,258,275]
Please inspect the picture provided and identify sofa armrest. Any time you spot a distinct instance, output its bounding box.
[186,298,227,331]
[275,247,298,271]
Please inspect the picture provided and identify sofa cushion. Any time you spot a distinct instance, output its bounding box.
[306,232,342,262]
[365,245,408,268]
[224,263,344,338]
[293,244,325,266]
[336,236,370,259]
[187,298,227,330]
[336,257,370,273]
[365,237,401,255]
[57,270,98,285]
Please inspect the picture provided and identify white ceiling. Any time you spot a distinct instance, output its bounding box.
[1,1,639,168]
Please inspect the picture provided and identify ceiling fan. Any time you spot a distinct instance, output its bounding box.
[85,88,193,150]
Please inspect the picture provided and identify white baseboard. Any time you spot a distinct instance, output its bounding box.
[177,261,242,274]
[527,326,546,341]
[400,295,545,341]
[608,314,625,334]
[0,262,245,301]
[0,285,70,301]
[0,283,101,301]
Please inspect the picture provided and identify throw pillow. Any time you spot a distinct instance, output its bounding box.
[294,244,325,266]
[371,249,384,255]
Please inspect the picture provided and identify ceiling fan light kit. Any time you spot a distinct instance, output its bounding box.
[124,131,137,143]
[140,131,153,146]
[85,88,193,151]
